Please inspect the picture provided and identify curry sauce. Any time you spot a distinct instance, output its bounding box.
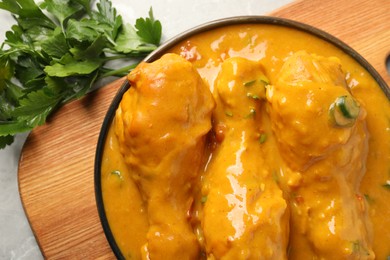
[101,24,390,259]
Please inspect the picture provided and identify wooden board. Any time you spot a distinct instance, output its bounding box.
[18,0,390,258]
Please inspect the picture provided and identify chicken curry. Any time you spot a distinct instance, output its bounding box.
[100,24,390,259]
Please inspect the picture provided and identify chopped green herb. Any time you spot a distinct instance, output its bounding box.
[336,95,360,119]
[364,194,374,204]
[351,241,360,253]
[383,181,390,190]
[351,240,372,256]
[245,108,256,118]
[259,75,270,86]
[201,195,208,203]
[259,133,267,144]
[247,93,260,100]
[243,76,268,100]
[225,111,233,117]
[243,79,256,87]
[111,170,123,180]
[0,0,162,149]
[329,95,360,127]
[272,171,279,183]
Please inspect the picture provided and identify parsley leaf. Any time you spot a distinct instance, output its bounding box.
[0,0,52,23]
[41,29,69,59]
[91,0,122,40]
[135,7,162,45]
[43,0,85,27]
[114,24,156,54]
[0,135,13,149]
[0,0,162,148]
[12,89,62,126]
[44,57,103,77]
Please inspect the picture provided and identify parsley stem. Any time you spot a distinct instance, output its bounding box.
[105,35,117,47]
[99,64,138,78]
[103,55,130,61]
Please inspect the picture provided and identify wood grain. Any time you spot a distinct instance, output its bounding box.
[18,0,390,259]
[18,78,125,259]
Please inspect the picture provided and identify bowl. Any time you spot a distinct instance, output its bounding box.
[94,16,389,259]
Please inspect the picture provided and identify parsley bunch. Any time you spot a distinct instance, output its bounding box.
[0,0,162,148]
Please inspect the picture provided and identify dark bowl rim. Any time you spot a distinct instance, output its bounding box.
[94,15,390,260]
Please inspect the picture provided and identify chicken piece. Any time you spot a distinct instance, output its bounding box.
[201,57,289,259]
[115,53,215,259]
[266,51,374,259]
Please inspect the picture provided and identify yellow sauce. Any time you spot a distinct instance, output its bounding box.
[100,24,390,259]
